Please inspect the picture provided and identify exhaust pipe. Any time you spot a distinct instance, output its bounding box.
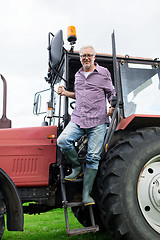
[0,74,11,128]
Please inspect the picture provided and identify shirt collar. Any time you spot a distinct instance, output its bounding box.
[78,62,100,74]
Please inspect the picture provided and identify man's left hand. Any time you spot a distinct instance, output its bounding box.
[107,107,115,116]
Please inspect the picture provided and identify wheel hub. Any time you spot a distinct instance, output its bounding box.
[150,175,160,210]
[137,155,160,233]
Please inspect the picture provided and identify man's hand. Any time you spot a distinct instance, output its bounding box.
[58,86,76,99]
[107,107,115,116]
[58,86,66,96]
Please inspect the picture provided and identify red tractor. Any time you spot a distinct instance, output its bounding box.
[0,27,160,240]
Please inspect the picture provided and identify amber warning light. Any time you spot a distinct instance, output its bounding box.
[67,26,77,44]
[47,135,56,139]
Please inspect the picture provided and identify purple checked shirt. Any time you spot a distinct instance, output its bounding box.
[71,63,116,128]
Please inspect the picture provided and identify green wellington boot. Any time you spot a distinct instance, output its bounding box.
[82,168,97,206]
[64,148,82,181]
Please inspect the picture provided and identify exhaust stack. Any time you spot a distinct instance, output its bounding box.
[0,74,11,128]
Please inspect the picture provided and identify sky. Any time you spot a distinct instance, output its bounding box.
[0,0,159,128]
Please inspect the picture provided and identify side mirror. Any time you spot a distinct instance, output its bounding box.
[33,93,41,115]
[49,30,63,69]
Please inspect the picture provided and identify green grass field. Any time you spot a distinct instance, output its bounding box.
[3,208,112,240]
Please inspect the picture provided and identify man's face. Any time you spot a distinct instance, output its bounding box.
[80,47,95,71]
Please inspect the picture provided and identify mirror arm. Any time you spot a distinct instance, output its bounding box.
[50,68,67,85]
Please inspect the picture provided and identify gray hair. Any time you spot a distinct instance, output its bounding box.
[79,46,96,56]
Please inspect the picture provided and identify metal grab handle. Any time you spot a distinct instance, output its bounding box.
[58,94,62,129]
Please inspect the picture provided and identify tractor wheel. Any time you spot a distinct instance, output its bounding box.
[0,198,5,239]
[0,215,4,240]
[97,127,160,240]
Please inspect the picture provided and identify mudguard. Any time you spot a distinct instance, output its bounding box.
[116,114,160,131]
[0,168,23,231]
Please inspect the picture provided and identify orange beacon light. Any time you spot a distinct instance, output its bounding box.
[67,26,77,43]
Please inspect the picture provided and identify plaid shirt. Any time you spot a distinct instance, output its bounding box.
[71,63,116,128]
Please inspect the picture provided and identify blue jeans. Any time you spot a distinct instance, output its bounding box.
[57,121,107,170]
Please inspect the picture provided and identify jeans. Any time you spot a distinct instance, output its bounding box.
[57,121,107,170]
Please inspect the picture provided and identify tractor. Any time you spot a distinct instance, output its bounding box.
[0,26,160,240]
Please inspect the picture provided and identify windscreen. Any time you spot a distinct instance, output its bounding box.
[120,62,160,117]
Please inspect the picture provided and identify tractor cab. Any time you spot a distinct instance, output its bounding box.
[33,27,160,147]
[33,28,115,131]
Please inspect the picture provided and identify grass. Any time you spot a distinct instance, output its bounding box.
[3,208,112,240]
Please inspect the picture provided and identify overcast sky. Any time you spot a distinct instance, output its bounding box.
[0,0,159,128]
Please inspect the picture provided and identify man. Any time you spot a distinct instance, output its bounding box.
[57,46,115,206]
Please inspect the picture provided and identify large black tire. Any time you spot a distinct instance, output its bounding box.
[97,127,160,240]
[0,214,4,239]
[0,197,5,239]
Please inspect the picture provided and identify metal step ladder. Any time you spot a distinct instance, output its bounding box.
[60,165,99,236]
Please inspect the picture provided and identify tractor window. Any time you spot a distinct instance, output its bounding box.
[120,62,160,117]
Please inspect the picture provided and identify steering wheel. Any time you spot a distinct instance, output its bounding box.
[70,101,76,109]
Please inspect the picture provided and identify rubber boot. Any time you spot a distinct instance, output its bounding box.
[64,148,82,181]
[82,168,97,206]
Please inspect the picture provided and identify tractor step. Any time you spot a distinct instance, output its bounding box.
[64,201,83,207]
[60,164,99,236]
[66,225,99,236]
[61,178,83,183]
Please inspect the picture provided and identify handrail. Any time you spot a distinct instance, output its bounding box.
[103,105,120,151]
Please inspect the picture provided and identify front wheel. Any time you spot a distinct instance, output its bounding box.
[97,127,160,240]
[0,198,5,239]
